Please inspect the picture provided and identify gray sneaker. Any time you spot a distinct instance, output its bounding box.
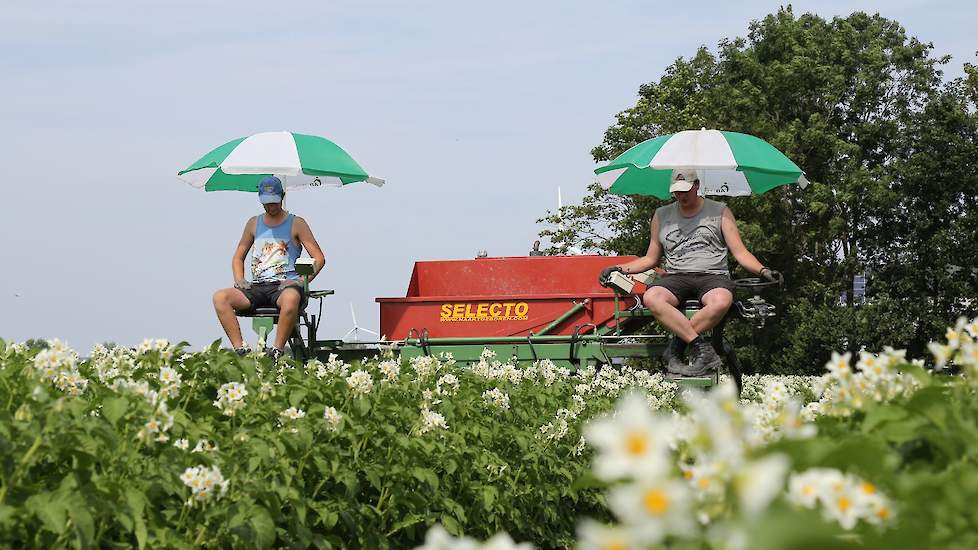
[688,337,722,376]
[663,337,688,375]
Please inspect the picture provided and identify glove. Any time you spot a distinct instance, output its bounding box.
[599,265,624,286]
[760,268,781,283]
[234,278,252,290]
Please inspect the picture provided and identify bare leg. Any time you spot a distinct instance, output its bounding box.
[690,288,734,334]
[643,287,699,343]
[273,288,301,351]
[213,288,252,349]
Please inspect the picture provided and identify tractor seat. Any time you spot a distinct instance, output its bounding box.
[235,290,334,319]
[238,307,282,318]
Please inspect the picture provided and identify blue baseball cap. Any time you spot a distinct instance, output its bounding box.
[258,176,284,204]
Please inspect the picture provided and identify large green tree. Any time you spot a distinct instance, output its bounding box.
[540,8,978,374]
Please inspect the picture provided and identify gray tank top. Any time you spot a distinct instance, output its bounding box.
[655,198,729,275]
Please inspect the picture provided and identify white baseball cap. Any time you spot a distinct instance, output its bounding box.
[669,171,699,193]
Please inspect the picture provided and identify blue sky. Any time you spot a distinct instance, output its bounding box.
[2,0,975,351]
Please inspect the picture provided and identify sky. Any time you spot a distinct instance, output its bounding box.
[2,0,975,352]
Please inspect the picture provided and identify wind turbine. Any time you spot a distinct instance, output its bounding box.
[557,187,584,255]
[343,302,379,342]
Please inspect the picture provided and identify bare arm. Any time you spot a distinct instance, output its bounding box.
[294,217,326,282]
[232,218,256,282]
[721,208,765,275]
[616,214,663,274]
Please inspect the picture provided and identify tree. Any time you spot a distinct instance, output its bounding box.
[540,8,978,373]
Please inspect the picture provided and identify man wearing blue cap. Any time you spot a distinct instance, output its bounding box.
[212,176,326,359]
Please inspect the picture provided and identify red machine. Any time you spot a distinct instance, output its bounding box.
[377,255,641,339]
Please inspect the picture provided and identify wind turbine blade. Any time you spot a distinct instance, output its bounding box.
[349,302,358,326]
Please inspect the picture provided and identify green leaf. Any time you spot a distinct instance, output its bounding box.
[290,389,308,408]
[905,386,950,431]
[251,506,276,549]
[386,514,423,536]
[365,469,383,491]
[411,467,439,491]
[25,492,67,535]
[440,514,461,536]
[861,404,909,433]
[125,488,148,549]
[102,396,129,426]
[480,486,498,510]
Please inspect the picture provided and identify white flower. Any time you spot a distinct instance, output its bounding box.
[410,355,441,380]
[191,439,218,453]
[214,382,248,417]
[436,373,460,396]
[378,359,401,383]
[928,342,953,370]
[280,407,306,421]
[734,454,790,518]
[607,478,694,543]
[174,438,189,450]
[584,392,674,481]
[576,520,635,550]
[825,351,852,378]
[323,406,342,431]
[786,468,893,530]
[326,354,350,377]
[414,525,477,550]
[419,407,448,434]
[346,370,374,395]
[482,388,510,411]
[180,465,229,505]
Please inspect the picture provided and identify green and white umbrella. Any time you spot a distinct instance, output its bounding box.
[177,131,384,192]
[594,129,808,198]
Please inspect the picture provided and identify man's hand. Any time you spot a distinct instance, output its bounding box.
[234,278,252,290]
[599,266,624,286]
[760,268,781,283]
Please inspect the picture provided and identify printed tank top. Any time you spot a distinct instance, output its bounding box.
[655,198,729,275]
[251,214,302,282]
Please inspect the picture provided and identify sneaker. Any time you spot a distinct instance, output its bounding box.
[663,337,688,375]
[687,336,722,376]
[265,347,286,361]
[234,346,251,357]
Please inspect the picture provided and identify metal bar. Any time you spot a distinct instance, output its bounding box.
[401,334,603,345]
[535,301,587,336]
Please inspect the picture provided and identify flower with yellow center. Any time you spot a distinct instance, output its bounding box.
[826,352,852,377]
[608,479,693,543]
[625,432,647,456]
[584,392,674,482]
[644,488,670,516]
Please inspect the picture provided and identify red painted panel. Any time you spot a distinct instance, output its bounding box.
[377,255,639,339]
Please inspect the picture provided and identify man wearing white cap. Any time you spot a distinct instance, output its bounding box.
[212,176,326,360]
[599,171,779,375]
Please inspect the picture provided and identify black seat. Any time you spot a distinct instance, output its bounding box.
[238,307,282,318]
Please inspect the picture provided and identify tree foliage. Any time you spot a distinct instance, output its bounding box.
[540,8,978,374]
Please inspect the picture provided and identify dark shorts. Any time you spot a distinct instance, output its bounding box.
[239,281,307,314]
[648,273,735,304]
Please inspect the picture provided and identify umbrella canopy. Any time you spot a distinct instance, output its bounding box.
[177,131,384,192]
[594,129,807,198]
